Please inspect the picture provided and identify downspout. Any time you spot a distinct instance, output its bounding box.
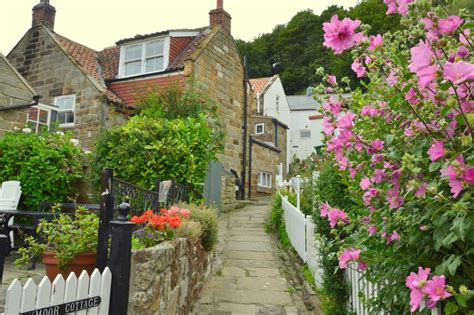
[241,55,249,200]
[0,95,41,112]
[248,135,253,200]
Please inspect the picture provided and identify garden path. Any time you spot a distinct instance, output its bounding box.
[192,202,314,315]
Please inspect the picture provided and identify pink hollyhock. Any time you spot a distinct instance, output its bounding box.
[384,0,397,14]
[351,58,366,77]
[354,32,367,44]
[427,140,445,162]
[328,208,350,228]
[319,203,331,217]
[358,261,367,271]
[463,167,474,185]
[360,177,372,190]
[387,70,398,87]
[337,112,356,130]
[460,29,471,45]
[322,116,335,135]
[369,34,383,51]
[397,0,414,15]
[438,16,463,34]
[372,169,386,184]
[387,231,401,243]
[328,75,337,86]
[406,267,431,312]
[372,139,384,151]
[423,276,452,305]
[457,46,469,59]
[404,127,414,137]
[323,100,343,116]
[338,248,361,269]
[323,15,362,54]
[409,40,437,89]
[368,225,377,236]
[405,88,419,105]
[443,61,474,85]
[415,183,428,197]
[361,105,378,117]
[387,187,404,209]
[363,188,378,206]
[349,168,357,179]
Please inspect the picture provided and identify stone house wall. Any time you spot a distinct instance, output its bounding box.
[128,238,212,315]
[6,26,127,149]
[185,26,251,207]
[250,142,281,195]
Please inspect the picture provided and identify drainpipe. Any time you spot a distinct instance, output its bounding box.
[248,135,253,200]
[0,95,41,112]
[241,55,249,200]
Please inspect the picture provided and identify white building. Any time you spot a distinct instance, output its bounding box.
[250,75,291,170]
[287,94,324,161]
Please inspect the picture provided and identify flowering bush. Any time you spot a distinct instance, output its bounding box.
[131,207,190,249]
[316,1,474,313]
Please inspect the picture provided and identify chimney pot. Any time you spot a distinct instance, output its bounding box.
[217,0,223,9]
[210,1,232,35]
[32,0,56,30]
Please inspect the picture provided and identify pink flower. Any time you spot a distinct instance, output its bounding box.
[384,0,397,14]
[387,187,404,209]
[457,46,469,59]
[387,231,401,243]
[323,100,342,116]
[323,15,362,54]
[406,267,431,312]
[409,40,437,89]
[351,58,366,77]
[360,177,372,190]
[397,0,414,15]
[415,183,428,197]
[383,0,413,15]
[405,88,419,105]
[427,140,445,162]
[328,208,350,228]
[423,276,452,306]
[323,116,335,136]
[349,168,357,178]
[369,34,384,51]
[363,188,378,206]
[438,16,463,34]
[337,112,356,130]
[460,29,471,45]
[443,61,474,85]
[319,203,331,217]
[357,261,367,270]
[371,139,384,151]
[338,248,361,269]
[387,70,398,87]
[180,208,190,218]
[368,225,377,236]
[463,167,474,185]
[361,105,378,117]
[328,75,337,86]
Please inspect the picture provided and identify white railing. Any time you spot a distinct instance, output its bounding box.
[282,196,307,260]
[4,268,112,315]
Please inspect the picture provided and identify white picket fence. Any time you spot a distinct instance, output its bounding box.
[4,267,112,315]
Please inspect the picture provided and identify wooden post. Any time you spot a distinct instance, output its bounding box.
[96,168,114,272]
[0,235,8,282]
[108,203,134,315]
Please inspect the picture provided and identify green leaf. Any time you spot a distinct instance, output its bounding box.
[448,256,461,276]
[444,301,459,315]
[429,162,441,172]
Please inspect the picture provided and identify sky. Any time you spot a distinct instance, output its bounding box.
[0,0,358,54]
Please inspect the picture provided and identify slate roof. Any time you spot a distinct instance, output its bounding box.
[287,95,322,111]
[47,26,210,105]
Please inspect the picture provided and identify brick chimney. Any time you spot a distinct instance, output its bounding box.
[209,0,232,34]
[32,0,56,29]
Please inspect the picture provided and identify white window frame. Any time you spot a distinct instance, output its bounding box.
[300,129,311,139]
[54,94,76,128]
[26,103,57,133]
[255,123,265,135]
[258,172,272,188]
[118,36,171,78]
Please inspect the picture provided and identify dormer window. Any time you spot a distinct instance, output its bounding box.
[118,37,170,78]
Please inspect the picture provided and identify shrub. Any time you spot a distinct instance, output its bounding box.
[0,130,85,209]
[93,114,222,196]
[266,192,291,250]
[182,203,219,251]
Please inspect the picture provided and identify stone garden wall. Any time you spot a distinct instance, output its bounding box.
[128,238,212,315]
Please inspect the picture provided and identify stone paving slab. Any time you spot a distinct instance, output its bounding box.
[192,203,314,314]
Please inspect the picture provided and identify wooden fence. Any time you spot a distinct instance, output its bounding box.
[4,268,111,314]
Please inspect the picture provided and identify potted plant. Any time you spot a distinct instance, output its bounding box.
[15,206,99,281]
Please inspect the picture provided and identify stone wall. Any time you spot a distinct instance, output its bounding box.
[128,238,212,315]
[250,142,281,195]
[7,26,127,149]
[186,26,254,207]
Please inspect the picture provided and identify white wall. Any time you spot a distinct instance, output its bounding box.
[289,110,324,161]
[260,77,291,171]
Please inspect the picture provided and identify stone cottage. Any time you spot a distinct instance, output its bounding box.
[2,0,277,207]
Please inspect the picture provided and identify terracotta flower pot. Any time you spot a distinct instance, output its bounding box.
[43,252,97,281]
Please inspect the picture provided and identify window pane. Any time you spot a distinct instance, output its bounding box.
[125,61,142,76]
[146,41,164,57]
[29,107,39,121]
[66,112,75,124]
[39,109,48,124]
[57,97,74,110]
[124,45,142,61]
[300,130,311,138]
[58,112,67,124]
[145,57,164,72]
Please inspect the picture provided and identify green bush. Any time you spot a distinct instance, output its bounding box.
[183,203,219,251]
[266,193,291,249]
[0,130,85,209]
[92,114,222,196]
